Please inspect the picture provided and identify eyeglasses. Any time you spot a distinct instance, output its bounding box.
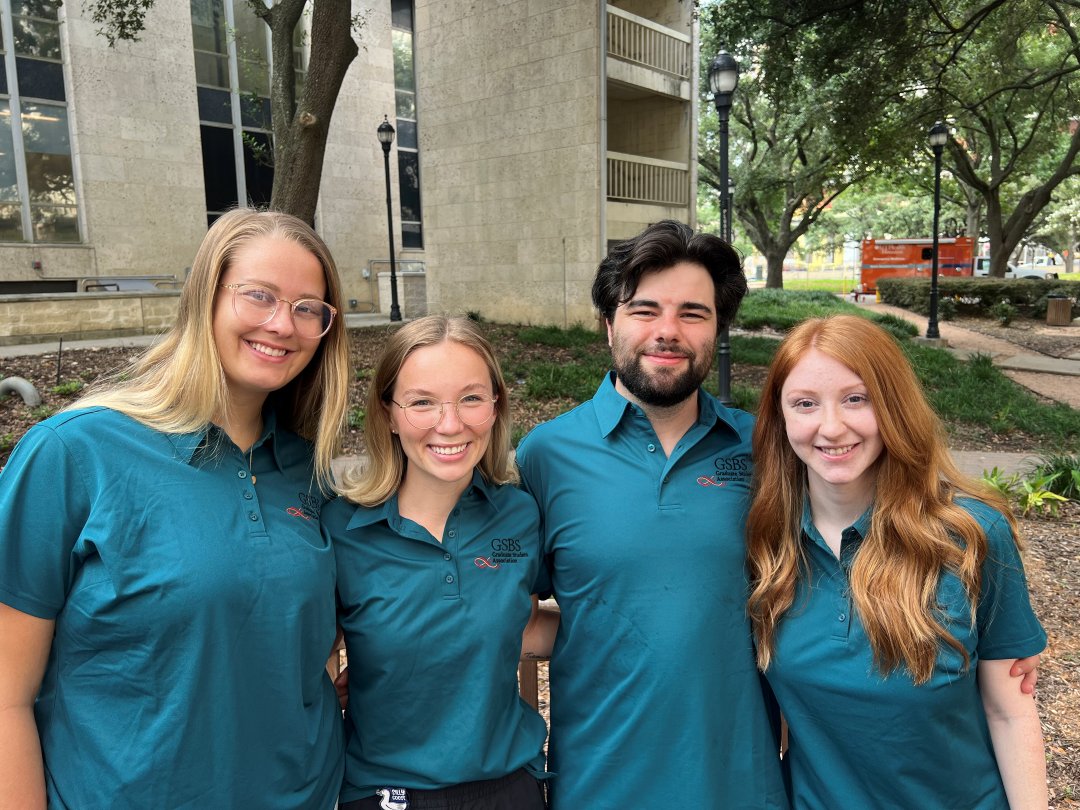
[220,283,337,339]
[391,394,498,430]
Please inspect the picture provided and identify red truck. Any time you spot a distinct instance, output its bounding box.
[859,237,975,293]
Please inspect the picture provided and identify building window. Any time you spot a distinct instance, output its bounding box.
[0,0,79,243]
[392,0,422,249]
[191,0,304,226]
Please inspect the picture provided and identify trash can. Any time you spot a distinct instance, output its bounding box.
[1046,294,1073,326]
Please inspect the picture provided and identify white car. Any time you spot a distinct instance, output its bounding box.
[974,257,1058,279]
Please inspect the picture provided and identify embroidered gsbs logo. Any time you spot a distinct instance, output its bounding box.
[377,788,409,810]
[286,492,322,520]
[475,537,528,568]
[697,454,752,488]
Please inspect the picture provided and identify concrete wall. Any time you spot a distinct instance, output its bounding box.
[416,0,603,327]
[0,292,179,345]
[59,3,205,280]
[608,94,690,162]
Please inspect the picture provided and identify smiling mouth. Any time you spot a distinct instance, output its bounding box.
[430,443,468,456]
[818,444,856,456]
[247,340,288,358]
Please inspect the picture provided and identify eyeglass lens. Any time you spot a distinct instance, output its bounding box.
[401,396,496,429]
[231,284,334,338]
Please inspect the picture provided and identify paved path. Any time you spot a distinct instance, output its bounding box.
[855,300,1080,408]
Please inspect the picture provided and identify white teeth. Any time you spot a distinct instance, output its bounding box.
[820,445,854,456]
[430,443,467,456]
[249,341,287,357]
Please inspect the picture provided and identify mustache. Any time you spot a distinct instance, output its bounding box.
[639,342,694,359]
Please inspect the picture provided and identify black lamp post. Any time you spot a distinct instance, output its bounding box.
[926,120,948,340]
[708,50,739,405]
[377,115,402,322]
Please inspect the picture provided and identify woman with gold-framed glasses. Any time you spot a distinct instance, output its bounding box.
[0,209,350,808]
[327,315,549,810]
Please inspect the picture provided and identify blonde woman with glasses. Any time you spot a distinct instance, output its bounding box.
[0,209,350,809]
[327,315,549,810]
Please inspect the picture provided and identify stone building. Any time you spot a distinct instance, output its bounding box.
[0,0,696,341]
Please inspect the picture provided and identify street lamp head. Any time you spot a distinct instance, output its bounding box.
[377,115,396,151]
[928,120,949,149]
[708,51,740,98]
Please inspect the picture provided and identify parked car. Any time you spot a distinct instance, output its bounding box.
[973,257,1058,280]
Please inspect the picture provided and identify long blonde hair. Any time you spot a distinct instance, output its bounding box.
[74,209,350,489]
[338,315,517,506]
[747,315,1017,684]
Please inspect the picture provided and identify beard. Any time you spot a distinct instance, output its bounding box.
[611,335,715,408]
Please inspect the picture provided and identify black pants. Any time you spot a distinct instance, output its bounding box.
[339,768,546,810]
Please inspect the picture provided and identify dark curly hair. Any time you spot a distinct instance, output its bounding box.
[591,220,746,330]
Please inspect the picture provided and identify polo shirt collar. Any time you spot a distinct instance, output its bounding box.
[168,409,286,473]
[800,494,874,562]
[344,468,500,532]
[591,370,744,439]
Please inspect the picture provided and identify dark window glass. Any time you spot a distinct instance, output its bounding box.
[243,130,273,206]
[390,0,412,31]
[401,221,422,249]
[13,17,60,59]
[29,202,77,242]
[396,119,417,149]
[24,151,74,203]
[397,150,421,223]
[15,57,64,101]
[0,203,25,242]
[200,125,238,214]
[197,86,232,124]
[392,29,413,88]
[0,69,7,96]
[14,0,60,20]
[190,0,228,53]
[0,105,18,203]
[240,96,271,129]
[395,89,415,119]
[194,51,229,88]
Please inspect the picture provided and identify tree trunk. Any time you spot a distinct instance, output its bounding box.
[268,0,358,224]
[765,250,785,288]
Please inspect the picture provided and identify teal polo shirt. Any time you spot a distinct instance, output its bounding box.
[765,498,1046,810]
[516,373,788,810]
[326,470,548,801]
[0,407,344,810]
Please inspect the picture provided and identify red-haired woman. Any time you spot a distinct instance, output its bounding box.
[747,314,1047,809]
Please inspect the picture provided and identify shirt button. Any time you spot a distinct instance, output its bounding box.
[243,491,253,500]
[445,575,454,584]
[647,443,656,453]
[443,552,452,561]
[249,512,259,522]
[238,470,248,479]
[838,613,847,622]
[447,530,456,538]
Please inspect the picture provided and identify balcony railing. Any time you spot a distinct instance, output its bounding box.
[607,5,691,79]
[607,151,689,207]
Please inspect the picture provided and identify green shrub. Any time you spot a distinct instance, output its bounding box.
[989,299,1016,326]
[347,407,365,429]
[1033,454,1080,500]
[51,380,85,396]
[937,297,957,321]
[0,433,13,452]
[29,405,56,421]
[878,277,1080,318]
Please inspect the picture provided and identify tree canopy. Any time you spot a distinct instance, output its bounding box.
[702,0,1080,281]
